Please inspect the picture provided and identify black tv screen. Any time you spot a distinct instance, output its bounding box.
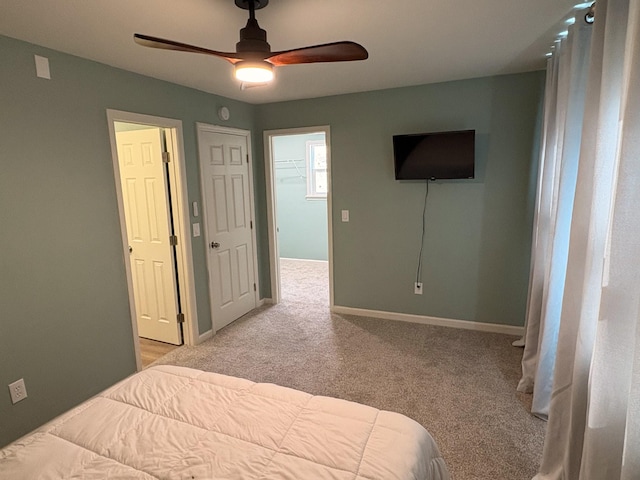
[393,130,475,180]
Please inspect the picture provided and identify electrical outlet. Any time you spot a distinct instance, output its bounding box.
[8,378,27,404]
[414,282,423,295]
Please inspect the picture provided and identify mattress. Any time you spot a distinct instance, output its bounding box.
[0,365,449,479]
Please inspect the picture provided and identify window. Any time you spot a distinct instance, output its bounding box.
[306,141,327,199]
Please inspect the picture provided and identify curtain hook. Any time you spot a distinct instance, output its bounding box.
[585,2,596,24]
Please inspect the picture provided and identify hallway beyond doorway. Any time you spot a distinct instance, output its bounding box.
[279,258,329,306]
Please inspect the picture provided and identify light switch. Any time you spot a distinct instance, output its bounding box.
[341,210,349,222]
[192,223,201,237]
[192,201,199,217]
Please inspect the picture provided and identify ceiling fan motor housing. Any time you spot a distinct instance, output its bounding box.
[237,19,271,56]
[234,0,269,10]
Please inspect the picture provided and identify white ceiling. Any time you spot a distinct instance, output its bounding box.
[1,0,579,104]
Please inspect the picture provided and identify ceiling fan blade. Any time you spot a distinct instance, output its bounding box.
[134,34,243,64]
[266,41,368,66]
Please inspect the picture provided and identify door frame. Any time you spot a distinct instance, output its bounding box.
[263,126,334,307]
[107,109,199,370]
[196,123,261,332]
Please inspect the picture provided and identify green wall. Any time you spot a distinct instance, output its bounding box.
[273,133,328,261]
[255,72,543,324]
[0,32,543,449]
[0,35,255,448]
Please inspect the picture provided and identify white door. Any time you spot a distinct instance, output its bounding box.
[198,127,257,330]
[116,129,182,345]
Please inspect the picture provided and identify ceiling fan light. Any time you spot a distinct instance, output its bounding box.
[235,61,274,83]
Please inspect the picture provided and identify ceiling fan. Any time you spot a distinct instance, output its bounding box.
[134,0,369,84]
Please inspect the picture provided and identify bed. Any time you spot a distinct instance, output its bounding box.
[0,365,449,479]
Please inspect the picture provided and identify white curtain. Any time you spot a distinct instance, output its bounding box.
[519,0,640,478]
[518,10,594,417]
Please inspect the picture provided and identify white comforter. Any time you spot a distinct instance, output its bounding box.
[0,365,449,479]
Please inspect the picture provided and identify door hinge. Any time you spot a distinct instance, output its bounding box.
[253,283,256,292]
[177,313,185,323]
[162,151,170,163]
[250,220,253,229]
[169,235,178,246]
[246,154,249,163]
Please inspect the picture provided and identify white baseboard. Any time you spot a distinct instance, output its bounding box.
[279,257,328,263]
[258,297,273,306]
[331,305,524,336]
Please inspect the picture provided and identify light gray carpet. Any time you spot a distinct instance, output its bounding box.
[279,258,329,306]
[155,259,544,480]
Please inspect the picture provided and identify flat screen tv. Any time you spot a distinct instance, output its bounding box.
[393,130,475,180]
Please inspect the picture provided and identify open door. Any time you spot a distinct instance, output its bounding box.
[116,128,182,345]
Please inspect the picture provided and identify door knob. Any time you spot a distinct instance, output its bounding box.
[210,241,220,249]
[128,246,133,253]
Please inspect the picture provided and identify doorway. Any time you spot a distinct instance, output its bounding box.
[264,126,334,307]
[107,110,199,370]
